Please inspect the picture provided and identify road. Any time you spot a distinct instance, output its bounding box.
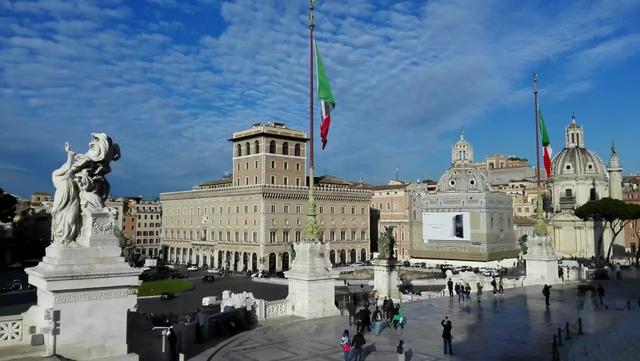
[136,271,288,315]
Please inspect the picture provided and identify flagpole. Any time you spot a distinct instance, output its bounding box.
[533,73,548,236]
[303,0,320,241]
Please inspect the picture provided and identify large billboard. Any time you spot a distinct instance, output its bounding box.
[423,212,471,243]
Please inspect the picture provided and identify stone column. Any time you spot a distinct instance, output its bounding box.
[372,259,401,302]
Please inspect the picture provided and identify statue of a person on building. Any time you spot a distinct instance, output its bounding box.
[377,226,396,260]
[50,133,120,245]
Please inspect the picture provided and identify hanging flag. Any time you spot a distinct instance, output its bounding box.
[314,39,335,149]
[538,106,552,177]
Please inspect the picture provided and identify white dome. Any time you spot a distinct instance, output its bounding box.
[437,165,490,193]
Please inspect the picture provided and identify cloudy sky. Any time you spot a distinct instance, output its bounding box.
[1,0,639,199]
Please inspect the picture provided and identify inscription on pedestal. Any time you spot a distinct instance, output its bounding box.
[54,288,136,304]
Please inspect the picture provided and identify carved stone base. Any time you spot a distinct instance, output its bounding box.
[285,239,340,318]
[372,259,401,302]
[25,211,141,361]
[523,236,560,286]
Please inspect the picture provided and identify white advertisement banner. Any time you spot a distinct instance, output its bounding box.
[423,212,471,242]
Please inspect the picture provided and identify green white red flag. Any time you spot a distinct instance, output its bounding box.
[538,106,552,177]
[314,39,335,149]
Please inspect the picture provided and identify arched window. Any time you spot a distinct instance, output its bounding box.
[294,143,301,156]
[282,142,289,155]
[245,142,250,155]
[236,143,242,157]
[269,140,276,154]
[254,140,260,154]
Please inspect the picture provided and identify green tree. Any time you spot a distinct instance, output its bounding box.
[575,198,640,264]
[0,188,18,223]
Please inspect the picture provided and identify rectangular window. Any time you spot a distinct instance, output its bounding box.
[255,161,258,168]
[235,206,240,213]
[295,205,301,214]
[351,207,356,215]
[351,230,356,240]
[283,205,289,213]
[283,230,289,243]
[269,231,276,243]
[244,205,248,213]
[330,230,335,241]
[386,202,391,210]
[271,176,275,184]
[340,230,345,241]
[253,232,257,243]
[296,163,300,171]
[341,207,345,214]
[284,162,288,170]
[283,177,288,185]
[254,205,258,212]
[271,204,276,213]
[361,230,366,240]
[226,231,231,241]
[219,231,222,241]
[319,206,324,214]
[295,230,301,242]
[255,176,258,184]
[271,161,275,169]
[330,206,335,214]
[235,232,239,242]
[243,232,248,242]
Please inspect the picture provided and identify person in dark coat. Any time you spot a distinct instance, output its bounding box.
[167,326,178,361]
[491,277,497,295]
[542,284,552,306]
[597,284,605,306]
[363,306,372,332]
[355,308,364,333]
[351,330,366,361]
[447,279,454,297]
[441,317,453,355]
[454,282,461,302]
[347,302,356,326]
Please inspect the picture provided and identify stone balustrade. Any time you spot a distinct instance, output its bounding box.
[264,299,290,319]
[0,315,23,346]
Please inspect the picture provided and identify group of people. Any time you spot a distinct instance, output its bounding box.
[447,276,505,303]
[348,297,406,336]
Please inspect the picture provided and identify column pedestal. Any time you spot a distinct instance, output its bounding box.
[523,235,560,286]
[285,239,340,318]
[372,259,401,302]
[25,210,141,361]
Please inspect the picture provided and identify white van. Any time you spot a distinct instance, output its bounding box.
[202,296,221,307]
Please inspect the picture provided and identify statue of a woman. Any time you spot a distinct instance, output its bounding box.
[51,142,81,245]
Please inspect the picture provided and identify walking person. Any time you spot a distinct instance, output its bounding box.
[498,277,504,295]
[355,308,364,333]
[441,316,453,355]
[476,281,483,303]
[465,282,472,301]
[373,306,384,336]
[339,330,352,361]
[491,277,497,295]
[597,284,605,306]
[347,301,356,326]
[455,282,461,302]
[392,304,405,329]
[447,278,454,297]
[363,306,372,332]
[542,284,552,306]
[351,330,367,361]
[167,326,178,361]
[397,340,405,361]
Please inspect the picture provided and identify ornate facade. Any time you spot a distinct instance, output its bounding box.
[160,122,372,272]
[414,133,519,261]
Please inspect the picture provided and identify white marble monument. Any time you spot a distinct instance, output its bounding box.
[372,226,401,302]
[25,134,141,361]
[285,198,340,318]
[523,209,559,286]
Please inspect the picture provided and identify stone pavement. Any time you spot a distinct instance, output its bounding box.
[195,281,640,361]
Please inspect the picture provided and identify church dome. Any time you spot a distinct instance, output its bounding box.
[437,131,490,192]
[551,116,607,179]
[437,166,490,193]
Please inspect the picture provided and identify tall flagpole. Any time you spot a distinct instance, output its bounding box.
[533,73,548,236]
[303,0,321,241]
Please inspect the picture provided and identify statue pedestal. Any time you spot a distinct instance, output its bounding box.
[372,259,401,302]
[523,235,560,286]
[25,210,141,361]
[285,239,340,318]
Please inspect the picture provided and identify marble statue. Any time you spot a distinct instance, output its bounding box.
[377,226,396,260]
[51,133,120,245]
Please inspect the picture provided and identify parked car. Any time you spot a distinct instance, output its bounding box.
[202,275,215,283]
[402,261,411,267]
[160,292,175,300]
[207,268,221,275]
[202,296,221,307]
[187,265,198,271]
[482,268,498,277]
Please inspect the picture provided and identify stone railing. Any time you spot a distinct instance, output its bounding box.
[264,299,290,319]
[0,314,23,346]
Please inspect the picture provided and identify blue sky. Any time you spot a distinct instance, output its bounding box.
[1,0,639,199]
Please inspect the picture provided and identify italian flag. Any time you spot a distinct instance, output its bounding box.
[538,106,552,177]
[314,39,335,149]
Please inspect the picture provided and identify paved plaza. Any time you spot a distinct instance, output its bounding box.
[193,280,640,361]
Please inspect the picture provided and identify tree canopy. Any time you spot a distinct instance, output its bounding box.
[575,197,640,263]
[0,188,18,223]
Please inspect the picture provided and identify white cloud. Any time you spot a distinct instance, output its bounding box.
[0,0,639,197]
